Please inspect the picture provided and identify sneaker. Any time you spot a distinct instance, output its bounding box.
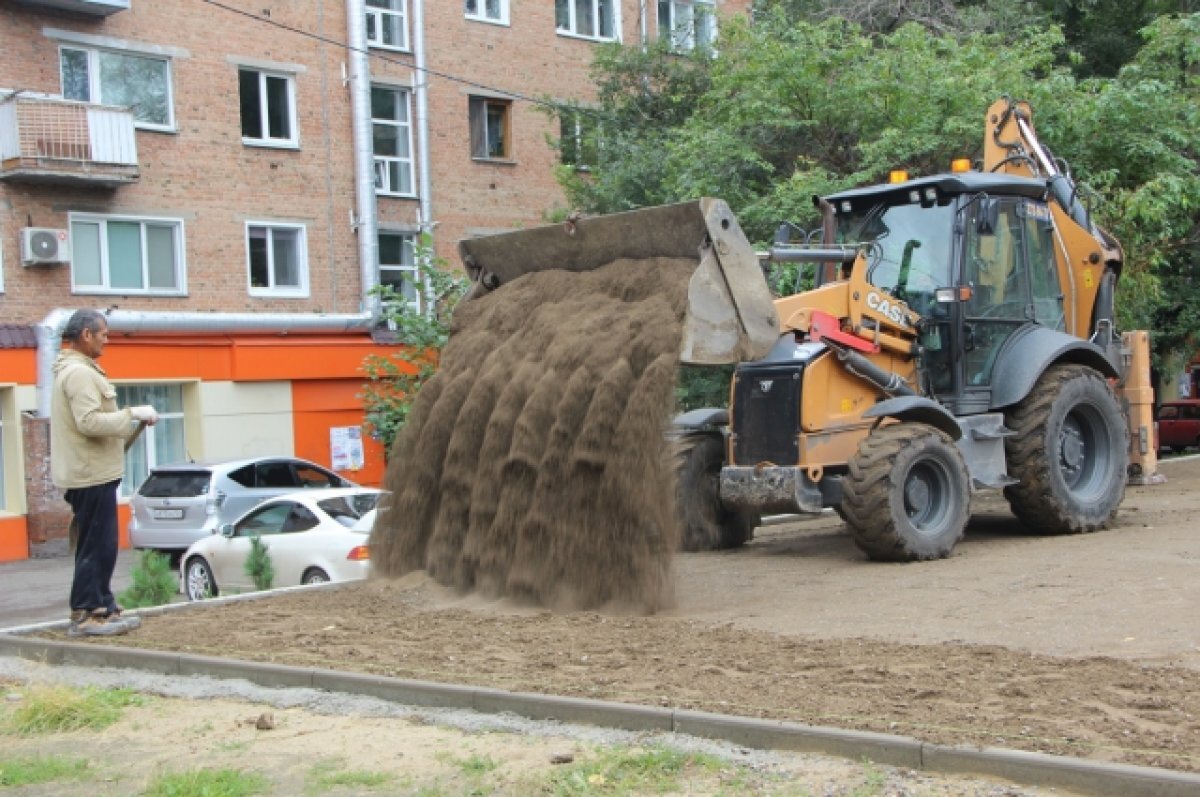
[107,609,142,630]
[66,610,131,638]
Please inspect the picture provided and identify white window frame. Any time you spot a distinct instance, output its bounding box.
[58,44,175,131]
[556,0,621,42]
[366,0,410,51]
[560,108,602,170]
[245,221,309,298]
[372,85,416,197]
[115,383,187,499]
[239,68,298,149]
[378,231,423,314]
[658,0,717,52]
[68,213,187,296]
[465,0,509,25]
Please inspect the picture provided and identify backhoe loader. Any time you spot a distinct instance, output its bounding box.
[458,98,1158,561]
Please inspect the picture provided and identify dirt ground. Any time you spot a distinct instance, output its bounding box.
[1,664,1059,796]
[62,454,1199,784]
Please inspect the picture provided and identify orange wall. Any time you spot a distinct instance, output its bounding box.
[231,339,395,381]
[0,515,29,562]
[101,338,235,381]
[292,380,387,488]
[5,334,403,556]
[0,349,36,384]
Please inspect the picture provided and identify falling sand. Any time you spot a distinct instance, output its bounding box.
[372,258,696,613]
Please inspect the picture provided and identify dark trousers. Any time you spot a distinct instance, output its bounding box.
[64,479,121,614]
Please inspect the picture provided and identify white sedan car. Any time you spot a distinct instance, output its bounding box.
[180,488,380,601]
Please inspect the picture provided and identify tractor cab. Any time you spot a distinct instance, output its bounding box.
[824,173,1064,415]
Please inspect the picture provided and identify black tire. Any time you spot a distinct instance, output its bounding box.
[1003,364,1128,533]
[302,568,330,585]
[841,423,970,561]
[675,432,759,551]
[184,556,218,601]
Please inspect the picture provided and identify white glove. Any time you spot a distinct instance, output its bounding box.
[129,405,159,425]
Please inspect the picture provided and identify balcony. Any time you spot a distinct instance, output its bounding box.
[12,0,129,16]
[0,96,138,187]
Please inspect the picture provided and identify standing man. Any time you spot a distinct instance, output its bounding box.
[51,309,158,637]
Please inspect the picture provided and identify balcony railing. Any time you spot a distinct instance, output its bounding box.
[12,0,129,16]
[0,96,139,187]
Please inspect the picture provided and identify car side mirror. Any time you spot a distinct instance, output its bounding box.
[220,523,235,538]
[977,198,999,236]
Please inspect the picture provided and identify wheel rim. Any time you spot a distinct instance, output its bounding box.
[186,561,212,599]
[305,571,328,584]
[903,459,951,536]
[1057,403,1111,497]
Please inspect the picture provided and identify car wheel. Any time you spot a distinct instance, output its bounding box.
[184,556,218,601]
[301,567,330,585]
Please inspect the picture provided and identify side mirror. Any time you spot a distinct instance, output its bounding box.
[220,523,235,538]
[977,199,999,236]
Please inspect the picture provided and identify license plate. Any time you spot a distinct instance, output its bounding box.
[152,508,184,520]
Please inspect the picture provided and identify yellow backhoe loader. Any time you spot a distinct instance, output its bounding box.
[458,97,1159,561]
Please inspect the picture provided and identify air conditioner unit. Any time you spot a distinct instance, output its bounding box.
[21,228,70,266]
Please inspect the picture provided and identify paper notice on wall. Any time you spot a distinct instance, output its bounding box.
[330,426,365,471]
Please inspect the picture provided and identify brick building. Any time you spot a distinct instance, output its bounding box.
[0,0,750,561]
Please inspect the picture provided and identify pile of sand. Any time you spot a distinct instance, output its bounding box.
[371,257,696,613]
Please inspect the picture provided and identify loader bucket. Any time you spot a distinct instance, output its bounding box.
[457,198,780,365]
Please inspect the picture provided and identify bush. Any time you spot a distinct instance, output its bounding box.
[244,536,274,591]
[118,550,177,609]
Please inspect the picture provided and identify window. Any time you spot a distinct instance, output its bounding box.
[246,223,308,297]
[60,45,173,130]
[117,384,186,498]
[1019,200,1064,329]
[962,198,1032,387]
[372,86,414,196]
[379,231,422,312]
[239,68,297,147]
[235,502,294,536]
[366,0,409,50]
[560,109,600,169]
[658,0,716,52]
[69,214,185,294]
[465,0,508,24]
[469,96,511,160]
[556,0,618,40]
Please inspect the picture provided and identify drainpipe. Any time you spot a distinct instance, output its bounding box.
[35,309,372,418]
[412,0,432,240]
[410,0,437,315]
[347,0,380,316]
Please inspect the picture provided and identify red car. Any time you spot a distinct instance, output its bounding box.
[1157,400,1200,452]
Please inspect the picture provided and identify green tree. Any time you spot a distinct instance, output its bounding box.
[245,536,274,591]
[118,550,176,609]
[360,235,469,455]
[554,11,1200,375]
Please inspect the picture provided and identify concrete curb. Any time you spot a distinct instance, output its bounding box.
[2,634,1197,796]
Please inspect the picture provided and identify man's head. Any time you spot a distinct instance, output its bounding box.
[62,309,109,359]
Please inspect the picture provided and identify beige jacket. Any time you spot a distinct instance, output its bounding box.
[50,349,137,489]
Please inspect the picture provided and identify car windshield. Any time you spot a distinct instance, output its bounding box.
[318,493,379,528]
[836,199,956,296]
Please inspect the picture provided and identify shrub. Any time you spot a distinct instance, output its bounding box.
[244,536,274,591]
[118,550,177,609]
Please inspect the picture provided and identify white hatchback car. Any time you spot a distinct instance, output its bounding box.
[180,488,380,601]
